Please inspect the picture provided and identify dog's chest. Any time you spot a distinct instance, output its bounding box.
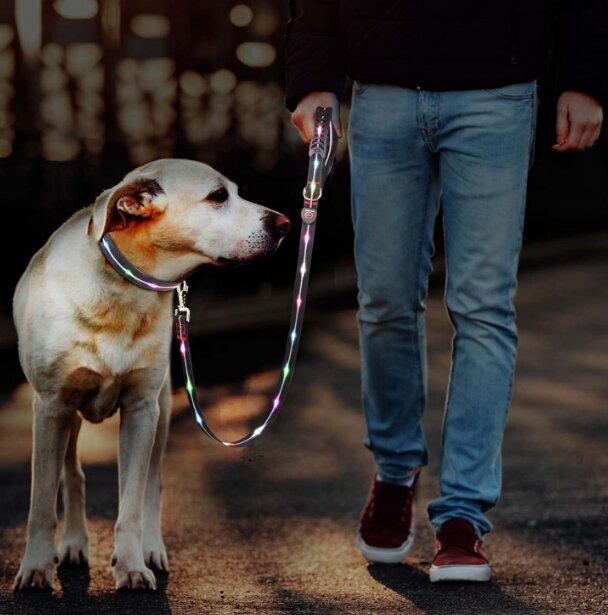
[56,301,171,420]
[74,297,170,371]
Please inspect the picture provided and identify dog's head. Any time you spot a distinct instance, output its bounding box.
[90,159,290,280]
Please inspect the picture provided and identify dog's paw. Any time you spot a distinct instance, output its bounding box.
[143,539,169,571]
[12,560,55,591]
[114,563,157,591]
[57,533,89,567]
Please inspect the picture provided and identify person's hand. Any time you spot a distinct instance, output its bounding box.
[291,91,342,143]
[553,91,603,152]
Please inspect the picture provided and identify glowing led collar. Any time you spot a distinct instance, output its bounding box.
[99,234,181,292]
[101,106,338,447]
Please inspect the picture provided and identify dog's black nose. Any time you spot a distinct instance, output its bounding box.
[265,213,291,238]
[274,214,291,237]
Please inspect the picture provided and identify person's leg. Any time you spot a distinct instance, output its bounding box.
[427,81,538,537]
[348,81,440,483]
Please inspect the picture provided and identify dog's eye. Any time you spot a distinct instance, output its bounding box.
[205,186,229,206]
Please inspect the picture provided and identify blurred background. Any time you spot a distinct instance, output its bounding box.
[0,0,607,390]
[0,3,607,609]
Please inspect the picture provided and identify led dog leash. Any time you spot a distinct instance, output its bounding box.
[100,107,338,447]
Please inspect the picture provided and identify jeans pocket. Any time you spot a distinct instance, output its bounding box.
[483,80,537,100]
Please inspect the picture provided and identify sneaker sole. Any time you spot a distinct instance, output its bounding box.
[429,563,491,583]
[356,531,414,564]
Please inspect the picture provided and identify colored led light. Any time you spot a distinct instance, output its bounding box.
[296,296,302,308]
[304,230,310,245]
[186,380,194,394]
[180,341,186,355]
[283,364,290,378]
[273,396,280,409]
[291,330,297,342]
[300,263,306,275]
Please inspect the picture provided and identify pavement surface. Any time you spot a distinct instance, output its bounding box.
[0,255,607,614]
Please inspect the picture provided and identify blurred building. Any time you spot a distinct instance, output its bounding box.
[0,0,607,324]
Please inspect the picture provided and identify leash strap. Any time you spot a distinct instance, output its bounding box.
[175,218,317,446]
[175,106,338,447]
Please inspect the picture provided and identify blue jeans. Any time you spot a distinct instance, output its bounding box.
[348,80,538,538]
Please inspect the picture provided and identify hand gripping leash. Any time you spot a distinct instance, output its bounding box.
[143,106,335,447]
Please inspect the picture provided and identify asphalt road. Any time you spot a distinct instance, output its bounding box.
[1,255,607,614]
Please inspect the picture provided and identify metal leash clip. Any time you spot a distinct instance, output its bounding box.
[175,281,190,322]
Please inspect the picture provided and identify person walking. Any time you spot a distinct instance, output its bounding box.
[284,0,606,582]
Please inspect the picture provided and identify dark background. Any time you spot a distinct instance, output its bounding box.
[0,0,607,389]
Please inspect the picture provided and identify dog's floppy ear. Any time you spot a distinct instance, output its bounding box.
[89,178,168,241]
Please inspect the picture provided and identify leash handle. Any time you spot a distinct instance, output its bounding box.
[302,107,338,223]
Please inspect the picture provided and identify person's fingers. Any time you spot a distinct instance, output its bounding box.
[292,93,342,143]
[583,125,602,149]
[578,125,597,149]
[555,102,569,147]
[291,110,312,143]
[553,121,586,152]
[566,119,585,149]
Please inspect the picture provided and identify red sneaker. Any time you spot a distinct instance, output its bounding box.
[429,518,491,582]
[356,475,417,564]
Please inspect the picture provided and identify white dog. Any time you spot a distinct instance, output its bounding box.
[12,158,290,591]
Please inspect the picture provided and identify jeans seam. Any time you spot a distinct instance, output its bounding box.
[411,163,433,462]
[528,86,539,170]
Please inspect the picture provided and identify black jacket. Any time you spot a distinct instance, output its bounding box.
[284,0,608,111]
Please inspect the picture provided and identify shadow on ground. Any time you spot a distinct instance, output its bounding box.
[7,567,170,615]
[368,564,537,615]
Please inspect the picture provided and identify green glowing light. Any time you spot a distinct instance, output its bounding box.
[186,380,194,394]
[282,364,290,379]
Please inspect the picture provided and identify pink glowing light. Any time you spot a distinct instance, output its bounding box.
[180,341,186,355]
[273,396,280,409]
[304,230,310,245]
[296,297,302,308]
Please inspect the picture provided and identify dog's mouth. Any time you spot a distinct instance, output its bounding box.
[217,237,285,269]
[216,256,245,269]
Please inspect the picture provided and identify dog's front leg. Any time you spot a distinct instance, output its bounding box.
[112,397,159,591]
[13,397,71,591]
[143,375,171,571]
[57,414,89,566]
